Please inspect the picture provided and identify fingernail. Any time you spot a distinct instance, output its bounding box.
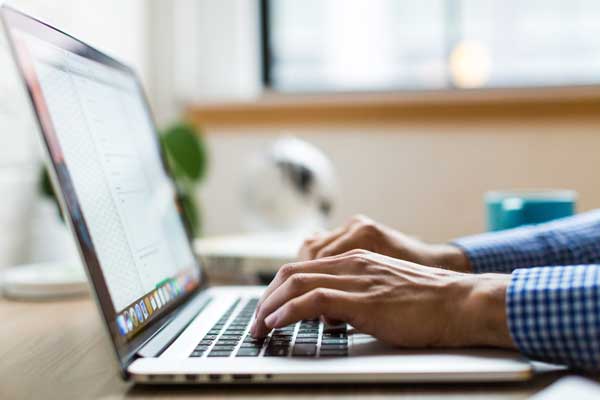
[249,320,256,335]
[264,312,278,328]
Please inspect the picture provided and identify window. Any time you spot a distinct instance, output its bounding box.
[262,0,600,93]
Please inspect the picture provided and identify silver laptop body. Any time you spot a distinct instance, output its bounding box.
[1,5,532,384]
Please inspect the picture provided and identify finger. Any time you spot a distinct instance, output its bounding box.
[298,232,325,261]
[347,214,372,227]
[299,216,369,260]
[252,273,369,337]
[257,257,345,316]
[255,253,370,318]
[264,288,358,330]
[315,229,364,259]
[299,226,347,260]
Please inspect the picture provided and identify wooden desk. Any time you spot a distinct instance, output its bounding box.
[0,296,581,400]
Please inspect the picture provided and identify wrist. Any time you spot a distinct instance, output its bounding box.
[430,244,472,273]
[456,274,516,349]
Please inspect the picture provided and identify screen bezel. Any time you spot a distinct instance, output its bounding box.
[1,6,206,375]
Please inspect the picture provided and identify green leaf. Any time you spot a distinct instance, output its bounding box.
[178,189,201,237]
[161,122,207,183]
[39,167,55,198]
[38,166,63,220]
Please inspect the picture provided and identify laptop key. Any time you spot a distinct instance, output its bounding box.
[294,338,318,344]
[277,330,295,334]
[208,351,232,357]
[213,345,236,351]
[292,344,317,357]
[269,339,291,345]
[215,342,239,347]
[242,339,265,346]
[236,348,260,357]
[321,338,348,345]
[322,333,347,339]
[243,340,264,347]
[274,327,295,332]
[220,335,242,340]
[242,337,263,343]
[298,329,318,334]
[240,343,263,349]
[265,347,288,357]
[273,331,294,336]
[319,349,348,357]
[270,335,291,340]
[297,334,318,339]
[216,338,239,344]
[320,344,347,351]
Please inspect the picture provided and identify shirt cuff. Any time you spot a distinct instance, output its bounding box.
[452,226,549,274]
[506,265,600,370]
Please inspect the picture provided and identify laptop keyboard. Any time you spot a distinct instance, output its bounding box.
[189,297,348,358]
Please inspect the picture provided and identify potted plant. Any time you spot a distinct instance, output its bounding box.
[159,122,208,237]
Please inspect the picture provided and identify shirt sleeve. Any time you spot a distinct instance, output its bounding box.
[452,209,600,274]
[507,265,600,370]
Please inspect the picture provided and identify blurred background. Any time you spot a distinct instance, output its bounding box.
[1,0,600,269]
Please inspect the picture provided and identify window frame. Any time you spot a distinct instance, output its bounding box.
[260,0,272,88]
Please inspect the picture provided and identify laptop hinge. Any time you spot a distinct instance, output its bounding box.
[136,291,213,358]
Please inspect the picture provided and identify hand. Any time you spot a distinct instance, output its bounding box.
[299,215,471,273]
[250,250,515,349]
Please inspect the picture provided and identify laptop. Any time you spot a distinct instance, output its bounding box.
[1,6,533,384]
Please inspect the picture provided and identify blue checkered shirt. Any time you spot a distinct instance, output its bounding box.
[454,210,600,370]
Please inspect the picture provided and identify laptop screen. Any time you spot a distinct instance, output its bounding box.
[2,6,202,355]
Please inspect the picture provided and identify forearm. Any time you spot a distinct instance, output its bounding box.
[453,265,600,371]
[430,243,473,273]
[452,209,600,273]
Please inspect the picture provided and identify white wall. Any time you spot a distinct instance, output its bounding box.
[199,117,600,242]
[146,0,261,125]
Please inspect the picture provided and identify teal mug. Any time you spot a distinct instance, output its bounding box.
[485,190,577,232]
